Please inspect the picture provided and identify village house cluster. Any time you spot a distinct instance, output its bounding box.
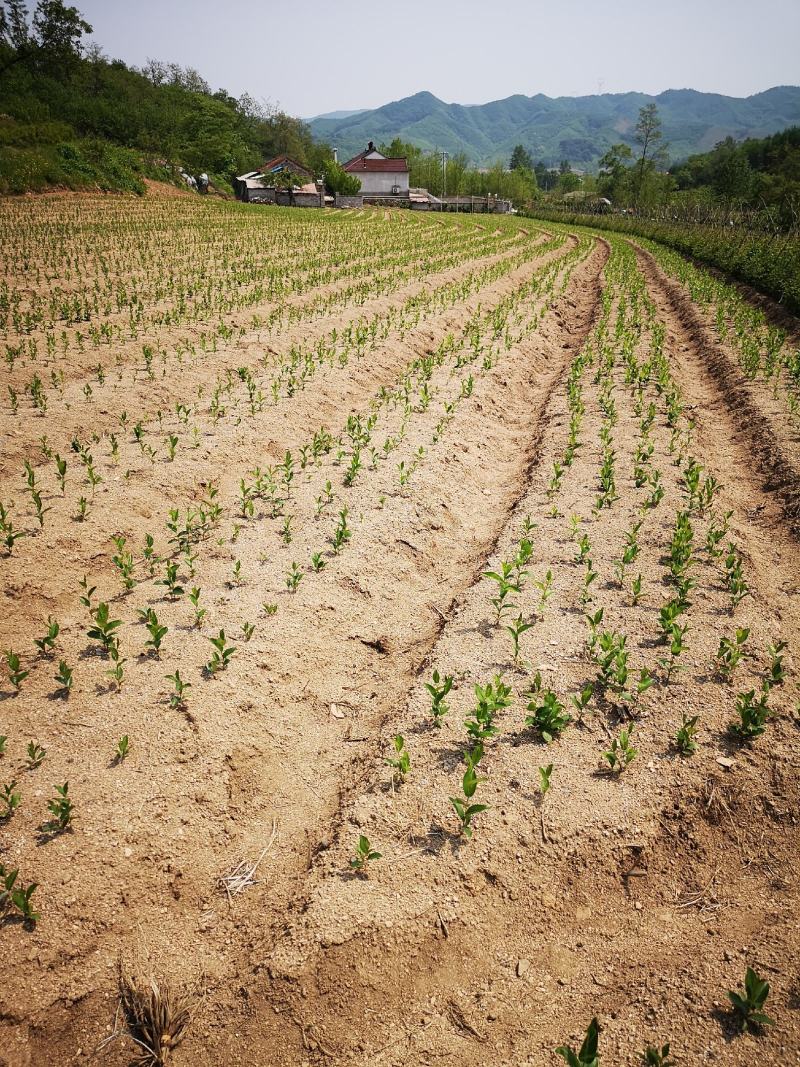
[234,142,512,213]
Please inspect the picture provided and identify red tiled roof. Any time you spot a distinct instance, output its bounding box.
[343,156,409,174]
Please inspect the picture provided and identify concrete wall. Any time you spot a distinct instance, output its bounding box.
[335,194,363,209]
[293,191,323,208]
[352,172,409,195]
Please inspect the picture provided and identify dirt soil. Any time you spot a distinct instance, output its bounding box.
[0,197,798,1067]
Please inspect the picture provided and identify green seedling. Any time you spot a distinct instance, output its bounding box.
[311,552,327,573]
[715,628,750,679]
[724,543,749,608]
[465,677,512,742]
[350,835,381,875]
[505,614,534,664]
[450,745,488,838]
[242,621,255,642]
[483,561,520,623]
[766,640,787,687]
[603,726,637,773]
[75,496,88,521]
[570,682,593,722]
[534,568,554,613]
[40,782,73,833]
[54,660,73,694]
[166,669,191,709]
[111,535,136,592]
[730,688,769,740]
[0,501,25,552]
[728,967,774,1032]
[145,615,168,655]
[87,603,122,653]
[0,781,20,819]
[0,866,39,927]
[538,763,553,796]
[556,1017,600,1067]
[157,560,184,598]
[526,688,571,743]
[34,616,60,655]
[386,734,410,784]
[207,630,236,674]
[4,649,29,691]
[106,643,126,689]
[188,587,206,627]
[78,573,96,610]
[26,741,46,769]
[631,573,643,605]
[659,622,688,684]
[0,735,5,756]
[55,454,67,493]
[230,559,243,586]
[642,1043,675,1066]
[262,602,278,617]
[114,735,130,762]
[674,713,699,755]
[286,562,303,592]
[332,506,351,553]
[425,669,454,727]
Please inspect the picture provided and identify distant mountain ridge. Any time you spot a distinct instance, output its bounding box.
[309,87,800,168]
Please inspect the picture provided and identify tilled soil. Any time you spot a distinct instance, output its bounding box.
[0,197,798,1067]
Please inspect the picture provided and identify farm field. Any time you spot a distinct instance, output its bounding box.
[1,189,799,1067]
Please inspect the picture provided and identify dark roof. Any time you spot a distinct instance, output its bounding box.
[343,155,409,174]
[258,155,313,179]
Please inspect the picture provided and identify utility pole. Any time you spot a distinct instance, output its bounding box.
[440,151,448,200]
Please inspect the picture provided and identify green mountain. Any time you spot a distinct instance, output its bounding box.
[310,87,800,168]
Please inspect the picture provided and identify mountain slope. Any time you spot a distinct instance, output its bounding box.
[310,87,800,168]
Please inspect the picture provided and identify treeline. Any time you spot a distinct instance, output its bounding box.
[670,127,800,224]
[381,138,538,203]
[0,0,331,193]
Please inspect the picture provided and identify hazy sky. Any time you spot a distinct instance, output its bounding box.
[77,0,799,117]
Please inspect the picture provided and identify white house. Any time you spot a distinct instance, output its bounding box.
[342,142,410,196]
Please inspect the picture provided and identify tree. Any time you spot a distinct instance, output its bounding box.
[633,103,668,201]
[0,0,91,78]
[510,144,533,171]
[321,160,360,195]
[598,143,632,202]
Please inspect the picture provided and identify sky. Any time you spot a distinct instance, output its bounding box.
[76,0,800,118]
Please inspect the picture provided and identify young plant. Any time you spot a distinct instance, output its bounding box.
[450,745,488,838]
[483,561,520,624]
[766,640,787,687]
[207,630,236,674]
[642,1043,675,1066]
[114,735,130,762]
[465,677,513,742]
[26,741,46,769]
[425,669,454,727]
[0,781,20,819]
[525,689,571,743]
[505,614,534,664]
[729,688,770,741]
[538,763,553,796]
[350,835,381,875]
[386,734,410,785]
[157,560,184,598]
[34,616,60,655]
[556,1017,600,1067]
[570,682,593,722]
[188,587,206,627]
[166,669,191,708]
[311,552,327,573]
[332,506,351,553]
[4,649,29,691]
[728,967,774,1033]
[674,713,699,755]
[286,562,303,592]
[87,602,122,654]
[603,726,637,773]
[54,659,73,695]
[40,782,73,834]
[145,614,168,655]
[0,866,39,927]
[242,621,255,642]
[715,628,749,680]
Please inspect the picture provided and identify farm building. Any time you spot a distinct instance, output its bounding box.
[234,155,322,204]
[342,142,410,196]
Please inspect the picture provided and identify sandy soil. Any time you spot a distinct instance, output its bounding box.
[0,197,798,1067]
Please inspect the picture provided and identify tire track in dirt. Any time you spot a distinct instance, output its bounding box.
[632,243,800,534]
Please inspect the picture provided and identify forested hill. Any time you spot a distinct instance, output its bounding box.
[310,87,800,168]
[0,0,328,194]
